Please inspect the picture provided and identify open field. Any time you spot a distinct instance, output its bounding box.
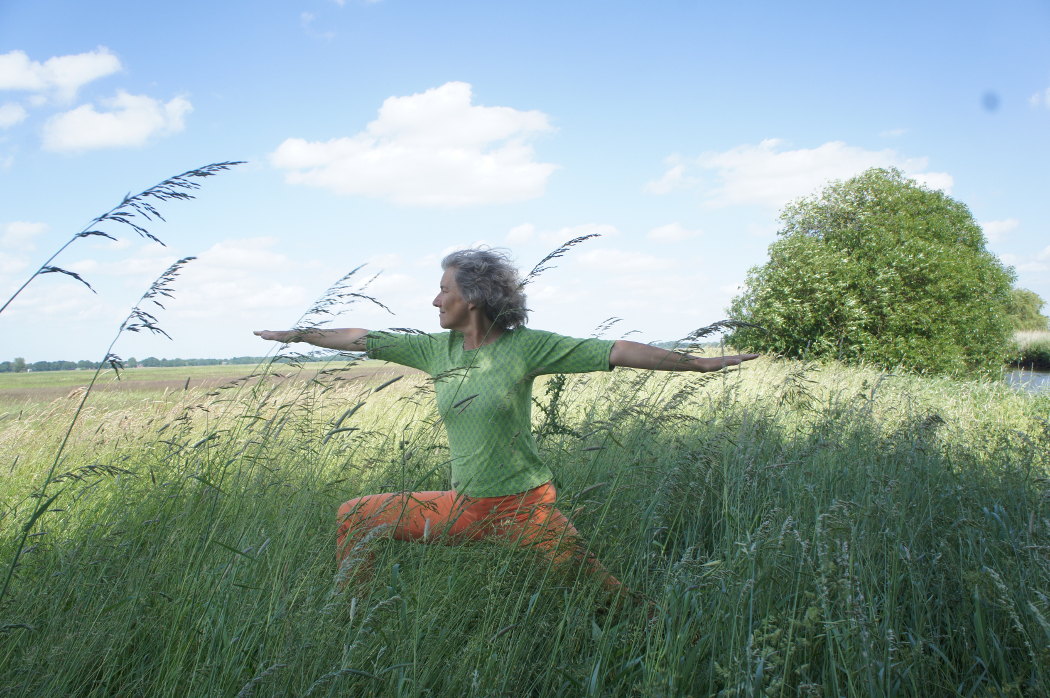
[1,356,1048,696]
[0,362,411,409]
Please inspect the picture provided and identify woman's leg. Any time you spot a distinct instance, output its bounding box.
[335,490,467,583]
[334,484,624,595]
[487,483,623,593]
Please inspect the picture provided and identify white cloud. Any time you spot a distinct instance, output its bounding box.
[65,258,100,274]
[0,102,27,128]
[1,220,48,247]
[0,47,121,102]
[366,253,401,269]
[506,223,536,244]
[270,81,558,206]
[544,223,617,244]
[1030,88,1050,109]
[981,218,1020,243]
[508,222,617,247]
[648,138,953,209]
[577,248,675,273]
[564,268,708,321]
[999,249,1049,274]
[719,282,744,296]
[644,155,693,195]
[908,171,954,192]
[0,251,30,275]
[0,281,107,319]
[647,222,701,242]
[1016,262,1049,273]
[153,238,310,319]
[196,237,290,270]
[41,90,191,152]
[301,11,336,40]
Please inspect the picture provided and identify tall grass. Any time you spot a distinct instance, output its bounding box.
[1009,331,1050,371]
[1,353,1047,695]
[0,162,242,317]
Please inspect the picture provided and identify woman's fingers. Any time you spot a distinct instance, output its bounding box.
[254,329,292,342]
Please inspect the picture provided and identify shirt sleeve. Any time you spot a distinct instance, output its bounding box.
[524,330,615,376]
[365,331,440,373]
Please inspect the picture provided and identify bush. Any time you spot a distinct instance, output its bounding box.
[1006,288,1050,332]
[728,168,1015,376]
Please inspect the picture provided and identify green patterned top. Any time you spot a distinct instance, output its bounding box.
[366,328,615,497]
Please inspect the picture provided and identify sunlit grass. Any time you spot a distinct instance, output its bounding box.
[1,356,1048,695]
[1010,330,1050,371]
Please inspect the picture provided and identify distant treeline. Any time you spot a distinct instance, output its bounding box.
[0,354,358,373]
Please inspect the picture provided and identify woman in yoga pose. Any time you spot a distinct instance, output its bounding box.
[255,248,757,598]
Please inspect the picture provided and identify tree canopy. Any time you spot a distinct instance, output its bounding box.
[728,168,1015,375]
[1005,288,1050,332]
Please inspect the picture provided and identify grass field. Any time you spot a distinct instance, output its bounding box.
[0,362,404,410]
[1,356,1048,696]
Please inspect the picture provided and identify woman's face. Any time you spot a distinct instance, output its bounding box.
[433,267,472,330]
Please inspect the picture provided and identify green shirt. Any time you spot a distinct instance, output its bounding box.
[366,327,615,497]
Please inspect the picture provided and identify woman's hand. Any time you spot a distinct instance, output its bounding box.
[610,340,758,372]
[693,354,760,372]
[253,328,370,351]
[254,329,301,343]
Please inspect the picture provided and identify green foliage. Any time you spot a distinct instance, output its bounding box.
[1006,288,1050,332]
[1,361,1048,695]
[728,168,1015,375]
[1009,331,1050,370]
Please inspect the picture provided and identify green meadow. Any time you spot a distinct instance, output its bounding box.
[1,357,1048,696]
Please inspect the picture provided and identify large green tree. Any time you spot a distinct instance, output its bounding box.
[1005,288,1050,332]
[728,168,1015,375]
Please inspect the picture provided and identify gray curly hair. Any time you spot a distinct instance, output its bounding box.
[441,248,529,330]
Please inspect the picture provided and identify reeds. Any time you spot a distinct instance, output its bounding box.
[1009,330,1050,370]
[1,353,1047,695]
[0,161,243,316]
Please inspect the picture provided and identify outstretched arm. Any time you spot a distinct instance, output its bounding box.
[254,328,369,352]
[609,340,758,372]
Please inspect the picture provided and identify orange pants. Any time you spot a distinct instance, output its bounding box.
[335,481,621,591]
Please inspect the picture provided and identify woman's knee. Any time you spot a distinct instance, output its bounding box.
[338,493,401,522]
[337,497,363,521]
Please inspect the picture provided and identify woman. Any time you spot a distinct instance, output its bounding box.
[255,248,757,600]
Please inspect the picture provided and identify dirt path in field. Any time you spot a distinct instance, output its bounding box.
[0,365,416,405]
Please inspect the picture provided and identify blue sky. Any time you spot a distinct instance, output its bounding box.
[1,0,1048,361]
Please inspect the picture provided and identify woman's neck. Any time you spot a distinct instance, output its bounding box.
[459,317,503,350]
